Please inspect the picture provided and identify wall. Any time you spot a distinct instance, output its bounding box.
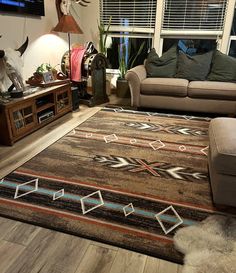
[73,1,100,48]
[0,0,84,81]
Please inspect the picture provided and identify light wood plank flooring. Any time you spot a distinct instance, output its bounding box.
[0,217,183,273]
[0,97,183,273]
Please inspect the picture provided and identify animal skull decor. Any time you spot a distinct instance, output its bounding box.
[0,37,28,93]
[57,0,91,17]
[75,0,91,7]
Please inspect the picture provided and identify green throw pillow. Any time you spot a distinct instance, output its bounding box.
[207,50,236,82]
[175,50,214,81]
[145,45,177,78]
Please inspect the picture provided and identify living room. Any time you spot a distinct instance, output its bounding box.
[0,1,236,273]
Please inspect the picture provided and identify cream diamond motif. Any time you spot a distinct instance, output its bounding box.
[123,203,135,217]
[179,145,186,151]
[14,178,39,199]
[149,140,165,151]
[86,133,93,138]
[114,107,124,113]
[184,115,194,120]
[81,190,104,215]
[53,189,64,201]
[155,205,183,235]
[130,139,137,144]
[104,134,118,143]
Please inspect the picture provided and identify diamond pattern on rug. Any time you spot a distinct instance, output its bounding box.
[14,178,39,199]
[80,190,104,215]
[155,206,184,235]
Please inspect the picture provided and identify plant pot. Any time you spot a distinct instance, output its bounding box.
[116,78,130,98]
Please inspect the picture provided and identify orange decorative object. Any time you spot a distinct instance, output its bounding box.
[52,15,83,34]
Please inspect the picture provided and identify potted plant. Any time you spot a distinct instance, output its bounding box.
[117,38,145,98]
[98,16,112,56]
[34,63,59,82]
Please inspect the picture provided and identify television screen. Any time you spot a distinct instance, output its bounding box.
[0,0,45,16]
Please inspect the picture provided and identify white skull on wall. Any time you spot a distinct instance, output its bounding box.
[60,0,72,15]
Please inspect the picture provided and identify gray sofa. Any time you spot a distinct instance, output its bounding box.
[208,118,236,207]
[125,64,236,115]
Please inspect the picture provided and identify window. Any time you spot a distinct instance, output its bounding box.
[162,0,228,34]
[99,0,157,35]
[100,0,156,68]
[229,39,236,57]
[107,37,151,69]
[163,38,217,54]
[231,6,236,35]
[229,7,236,57]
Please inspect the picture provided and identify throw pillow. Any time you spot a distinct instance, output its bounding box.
[175,50,214,81]
[145,45,177,78]
[207,50,236,82]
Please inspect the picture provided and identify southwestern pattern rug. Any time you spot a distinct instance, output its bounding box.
[0,107,232,263]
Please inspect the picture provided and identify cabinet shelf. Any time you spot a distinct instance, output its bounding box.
[36,102,55,113]
[0,83,72,145]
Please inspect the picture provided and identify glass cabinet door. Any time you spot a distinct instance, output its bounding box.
[56,88,71,113]
[9,102,36,137]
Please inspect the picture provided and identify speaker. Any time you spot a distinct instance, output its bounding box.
[71,86,79,111]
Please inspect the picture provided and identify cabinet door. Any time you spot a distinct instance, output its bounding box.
[55,87,72,114]
[9,101,37,137]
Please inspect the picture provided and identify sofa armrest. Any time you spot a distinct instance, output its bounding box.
[125,65,147,107]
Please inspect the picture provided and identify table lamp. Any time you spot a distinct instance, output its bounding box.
[52,14,83,79]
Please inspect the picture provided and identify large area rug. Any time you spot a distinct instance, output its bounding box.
[0,107,234,263]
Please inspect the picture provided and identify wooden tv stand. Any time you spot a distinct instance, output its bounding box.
[0,83,72,146]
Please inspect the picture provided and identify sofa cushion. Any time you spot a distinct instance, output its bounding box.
[188,81,236,100]
[207,50,236,82]
[145,46,177,78]
[141,78,188,97]
[209,118,236,176]
[175,50,213,81]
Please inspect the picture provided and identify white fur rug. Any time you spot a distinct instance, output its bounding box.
[174,215,236,273]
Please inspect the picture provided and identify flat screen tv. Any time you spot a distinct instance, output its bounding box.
[0,0,45,16]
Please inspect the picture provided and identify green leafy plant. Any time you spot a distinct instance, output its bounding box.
[118,41,127,79]
[36,63,52,74]
[98,16,112,56]
[118,38,145,79]
[34,63,60,81]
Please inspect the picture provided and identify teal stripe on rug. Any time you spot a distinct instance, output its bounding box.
[1,179,196,226]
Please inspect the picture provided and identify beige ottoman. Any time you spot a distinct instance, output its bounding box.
[208,118,236,207]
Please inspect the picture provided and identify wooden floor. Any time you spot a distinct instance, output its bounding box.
[0,95,183,273]
[0,217,183,273]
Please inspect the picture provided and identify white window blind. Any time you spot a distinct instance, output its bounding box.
[99,0,157,34]
[162,0,228,34]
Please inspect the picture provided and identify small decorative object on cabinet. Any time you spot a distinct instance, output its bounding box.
[0,83,72,145]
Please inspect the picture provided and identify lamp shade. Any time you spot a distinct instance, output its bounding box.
[52,15,83,34]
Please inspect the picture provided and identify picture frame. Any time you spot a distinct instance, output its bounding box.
[42,71,54,83]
